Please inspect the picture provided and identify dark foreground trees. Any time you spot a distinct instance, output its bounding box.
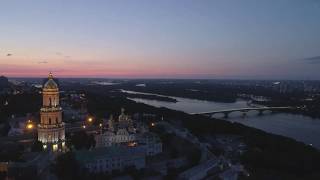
[68,130,96,150]
[51,152,80,180]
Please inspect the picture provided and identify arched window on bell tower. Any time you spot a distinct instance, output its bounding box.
[49,118,51,124]
[49,97,52,107]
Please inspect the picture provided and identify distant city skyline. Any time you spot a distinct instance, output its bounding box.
[1,0,320,80]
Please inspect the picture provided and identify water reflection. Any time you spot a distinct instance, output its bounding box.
[126,91,320,149]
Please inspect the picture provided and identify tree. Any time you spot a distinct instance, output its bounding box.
[31,140,43,152]
[51,152,82,180]
[70,130,96,150]
[0,121,10,136]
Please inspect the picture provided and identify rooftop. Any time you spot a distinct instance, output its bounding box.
[75,146,145,163]
[43,73,58,90]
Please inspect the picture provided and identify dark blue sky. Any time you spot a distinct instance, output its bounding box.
[1,0,320,79]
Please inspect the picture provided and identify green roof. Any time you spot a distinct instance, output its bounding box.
[75,146,144,163]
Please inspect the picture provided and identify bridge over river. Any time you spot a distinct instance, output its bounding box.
[191,106,296,118]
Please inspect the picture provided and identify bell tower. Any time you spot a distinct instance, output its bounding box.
[38,73,65,151]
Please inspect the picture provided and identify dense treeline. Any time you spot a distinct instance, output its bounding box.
[51,152,82,180]
[61,80,238,103]
[0,76,9,90]
[160,112,320,179]
[122,81,238,103]
[67,130,96,150]
[255,96,320,119]
[0,93,41,118]
[116,80,307,102]
[122,92,177,102]
[0,93,41,136]
[122,81,320,119]
[61,79,320,118]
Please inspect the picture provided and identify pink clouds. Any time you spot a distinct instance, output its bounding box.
[0,50,229,78]
[0,61,218,78]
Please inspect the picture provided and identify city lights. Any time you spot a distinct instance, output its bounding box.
[27,124,33,129]
[128,142,137,147]
[1,1,319,178]
[52,144,58,151]
[88,117,93,123]
[26,120,34,130]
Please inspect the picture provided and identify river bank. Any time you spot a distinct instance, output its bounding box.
[122,90,320,149]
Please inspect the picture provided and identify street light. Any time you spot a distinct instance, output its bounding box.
[128,142,137,147]
[26,120,34,130]
[27,124,33,129]
[87,117,93,123]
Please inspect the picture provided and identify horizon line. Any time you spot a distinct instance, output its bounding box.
[4,76,320,81]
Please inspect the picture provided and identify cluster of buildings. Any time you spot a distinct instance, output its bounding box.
[2,73,164,178]
[61,92,88,121]
[37,73,162,173]
[1,73,251,179]
[95,108,161,151]
[80,108,162,173]
[76,146,146,173]
[215,79,320,94]
[0,76,10,95]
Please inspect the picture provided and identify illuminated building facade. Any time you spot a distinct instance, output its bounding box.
[95,108,162,156]
[96,108,136,148]
[38,73,65,151]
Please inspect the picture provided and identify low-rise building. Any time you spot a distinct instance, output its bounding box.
[95,129,136,147]
[95,108,137,148]
[94,108,162,157]
[178,158,222,180]
[137,132,162,156]
[4,152,53,179]
[76,146,146,173]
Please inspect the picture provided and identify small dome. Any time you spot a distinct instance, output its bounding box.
[43,73,58,89]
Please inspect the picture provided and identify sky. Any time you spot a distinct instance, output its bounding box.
[0,0,320,79]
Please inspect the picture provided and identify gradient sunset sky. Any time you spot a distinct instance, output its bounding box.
[1,0,320,79]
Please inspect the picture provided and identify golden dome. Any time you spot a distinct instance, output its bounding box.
[43,72,58,89]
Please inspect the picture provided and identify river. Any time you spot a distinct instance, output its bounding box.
[123,90,320,149]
